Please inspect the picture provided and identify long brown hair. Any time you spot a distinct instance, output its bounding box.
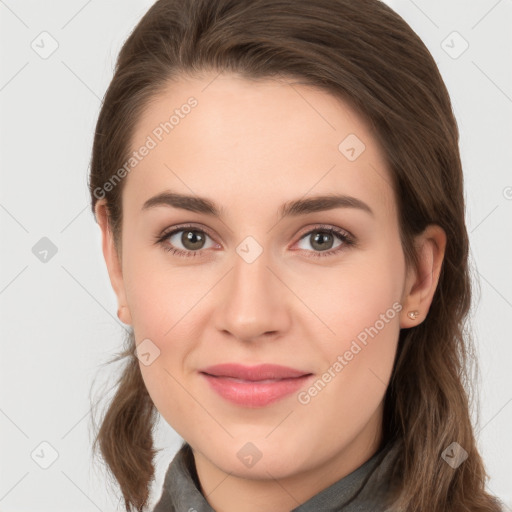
[88,0,503,510]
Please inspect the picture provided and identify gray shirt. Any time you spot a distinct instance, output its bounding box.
[152,438,401,512]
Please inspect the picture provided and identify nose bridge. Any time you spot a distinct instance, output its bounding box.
[213,238,291,340]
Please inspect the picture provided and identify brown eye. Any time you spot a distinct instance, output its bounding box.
[175,229,207,251]
[307,231,339,251]
[157,225,218,257]
[295,226,355,258]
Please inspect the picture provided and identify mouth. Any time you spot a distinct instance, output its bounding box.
[199,362,312,380]
[199,363,314,407]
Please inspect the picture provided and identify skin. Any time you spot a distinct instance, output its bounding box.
[95,72,446,512]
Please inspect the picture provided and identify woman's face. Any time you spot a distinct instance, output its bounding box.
[97,72,432,486]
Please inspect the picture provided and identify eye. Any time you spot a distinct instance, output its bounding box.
[156,224,218,258]
[294,226,355,258]
[155,223,356,259]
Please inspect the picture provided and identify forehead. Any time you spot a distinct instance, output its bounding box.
[123,72,396,222]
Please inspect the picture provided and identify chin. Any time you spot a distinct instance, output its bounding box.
[201,436,313,479]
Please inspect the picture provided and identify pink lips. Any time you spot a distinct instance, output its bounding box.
[199,363,313,407]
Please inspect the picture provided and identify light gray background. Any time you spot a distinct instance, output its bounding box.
[0,0,511,510]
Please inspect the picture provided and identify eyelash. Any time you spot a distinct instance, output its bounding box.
[154,223,356,259]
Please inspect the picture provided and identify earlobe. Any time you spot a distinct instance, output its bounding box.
[406,310,420,321]
[95,200,132,325]
[117,305,132,326]
[400,225,446,328]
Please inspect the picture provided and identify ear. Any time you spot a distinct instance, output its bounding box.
[400,224,446,328]
[94,199,132,325]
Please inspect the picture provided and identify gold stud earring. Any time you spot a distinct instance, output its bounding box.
[407,310,419,320]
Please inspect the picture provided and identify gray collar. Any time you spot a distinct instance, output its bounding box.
[152,438,400,512]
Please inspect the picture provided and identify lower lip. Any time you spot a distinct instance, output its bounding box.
[200,373,313,407]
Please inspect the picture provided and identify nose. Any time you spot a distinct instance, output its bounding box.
[211,246,292,343]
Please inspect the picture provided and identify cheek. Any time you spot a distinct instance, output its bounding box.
[294,258,402,440]
[311,247,404,345]
[301,241,404,410]
[123,250,207,418]
[122,241,206,339]
[138,359,195,442]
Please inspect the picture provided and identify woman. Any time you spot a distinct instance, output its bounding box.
[89,0,505,510]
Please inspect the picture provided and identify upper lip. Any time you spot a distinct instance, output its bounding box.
[199,363,312,381]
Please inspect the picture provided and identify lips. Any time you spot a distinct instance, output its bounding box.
[199,363,314,407]
[199,363,311,381]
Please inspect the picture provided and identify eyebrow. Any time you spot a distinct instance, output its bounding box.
[141,191,374,219]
